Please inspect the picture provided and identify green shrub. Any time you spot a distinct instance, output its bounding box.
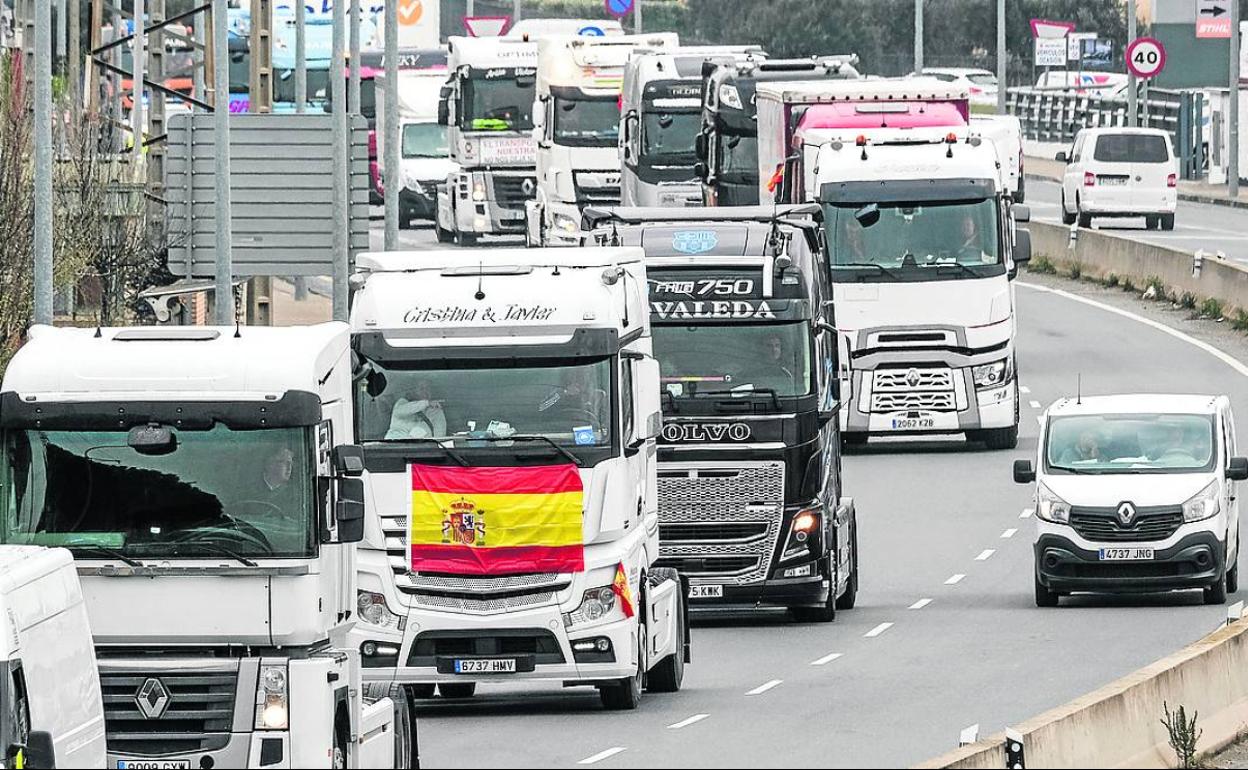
[1200,298,1224,319]
[1065,261,1082,280]
[1028,255,1056,275]
[1122,276,1137,293]
[1104,273,1119,287]
[1180,292,1198,309]
[1232,309,1248,332]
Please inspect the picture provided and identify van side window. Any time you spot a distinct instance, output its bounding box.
[1071,135,1085,163]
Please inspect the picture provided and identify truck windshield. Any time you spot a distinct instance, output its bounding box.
[652,322,812,399]
[553,96,620,147]
[642,109,701,165]
[823,198,1003,280]
[1045,414,1217,474]
[715,131,758,183]
[462,75,535,131]
[0,425,315,559]
[356,358,614,448]
[403,123,449,158]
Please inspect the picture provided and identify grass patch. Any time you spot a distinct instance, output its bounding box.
[1200,298,1224,319]
[1121,276,1137,293]
[1180,292,1198,310]
[1103,273,1119,288]
[1232,309,1248,332]
[1064,261,1083,280]
[1143,276,1168,302]
[1028,255,1057,275]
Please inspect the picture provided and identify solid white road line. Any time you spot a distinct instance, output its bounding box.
[1020,385,1031,394]
[975,549,996,561]
[1001,528,1018,539]
[668,714,709,730]
[864,622,894,638]
[909,598,932,610]
[810,652,844,666]
[1018,282,1248,379]
[579,747,627,765]
[1029,400,1042,409]
[1020,508,1034,519]
[746,679,783,696]
[945,574,966,585]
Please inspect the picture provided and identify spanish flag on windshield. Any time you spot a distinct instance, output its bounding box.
[408,464,586,575]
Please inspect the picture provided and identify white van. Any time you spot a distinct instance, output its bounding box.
[0,546,106,768]
[1014,395,1248,607]
[1057,127,1178,230]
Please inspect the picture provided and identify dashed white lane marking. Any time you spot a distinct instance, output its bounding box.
[579,747,627,764]
[810,652,844,666]
[864,622,894,638]
[1020,386,1031,395]
[909,598,932,610]
[975,549,996,561]
[746,679,783,696]
[1029,400,1042,409]
[945,574,966,585]
[668,714,709,730]
[1001,528,1018,539]
[1020,508,1035,519]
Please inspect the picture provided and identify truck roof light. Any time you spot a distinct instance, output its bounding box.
[855,135,868,147]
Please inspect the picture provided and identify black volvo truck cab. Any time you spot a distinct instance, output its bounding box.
[582,205,859,622]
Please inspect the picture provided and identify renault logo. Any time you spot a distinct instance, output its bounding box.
[905,368,922,387]
[521,178,535,195]
[135,678,171,720]
[1116,502,1137,527]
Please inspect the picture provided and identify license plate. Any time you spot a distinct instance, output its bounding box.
[1098,176,1128,186]
[688,585,724,599]
[453,658,517,674]
[1099,547,1155,561]
[890,417,935,430]
[117,760,192,769]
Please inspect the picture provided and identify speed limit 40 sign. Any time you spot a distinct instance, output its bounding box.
[1126,37,1167,79]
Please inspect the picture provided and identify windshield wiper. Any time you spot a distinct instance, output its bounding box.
[923,261,987,279]
[173,542,258,567]
[74,545,143,567]
[661,389,679,413]
[469,434,581,465]
[839,262,903,279]
[700,386,782,410]
[369,437,467,466]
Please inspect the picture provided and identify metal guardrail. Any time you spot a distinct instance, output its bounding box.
[1007,86,1206,179]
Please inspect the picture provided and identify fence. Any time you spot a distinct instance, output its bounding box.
[1006,86,1206,179]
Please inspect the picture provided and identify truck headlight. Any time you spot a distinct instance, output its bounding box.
[718,83,743,110]
[780,506,822,562]
[565,585,618,627]
[255,664,289,730]
[972,358,1012,389]
[1182,480,1221,523]
[553,213,580,234]
[357,590,405,630]
[1035,482,1070,524]
[472,182,487,202]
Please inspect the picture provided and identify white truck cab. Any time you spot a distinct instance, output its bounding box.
[526,33,679,246]
[377,70,457,229]
[0,546,106,769]
[0,325,414,770]
[1015,394,1247,607]
[347,248,689,710]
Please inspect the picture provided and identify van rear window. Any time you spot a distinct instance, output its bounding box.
[1093,134,1170,163]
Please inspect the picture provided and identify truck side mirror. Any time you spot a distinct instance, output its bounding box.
[817,401,840,426]
[1013,204,1031,224]
[632,357,662,443]
[1011,228,1032,279]
[694,131,707,161]
[1013,459,1036,484]
[333,444,366,477]
[335,477,366,543]
[1055,150,1069,163]
[12,731,56,769]
[1228,457,1248,481]
[694,161,708,181]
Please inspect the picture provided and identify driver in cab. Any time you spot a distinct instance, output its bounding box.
[538,369,607,429]
[253,447,297,508]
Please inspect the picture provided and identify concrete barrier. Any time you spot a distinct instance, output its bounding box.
[1027,221,1248,316]
[916,615,1248,768]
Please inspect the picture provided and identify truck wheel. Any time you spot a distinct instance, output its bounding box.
[599,642,644,710]
[790,555,836,623]
[1034,574,1059,608]
[644,569,686,693]
[1205,572,1229,605]
[437,683,477,699]
[457,231,478,247]
[365,682,417,769]
[1161,213,1175,231]
[1229,534,1240,594]
[1077,210,1093,229]
[979,424,1019,451]
[435,223,453,244]
[835,521,859,611]
[406,684,436,700]
[332,710,350,770]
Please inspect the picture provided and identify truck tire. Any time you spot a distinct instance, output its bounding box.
[790,554,836,623]
[835,520,859,611]
[1229,534,1240,594]
[1034,574,1059,608]
[364,682,418,770]
[407,684,436,700]
[645,569,686,693]
[437,682,476,699]
[1161,213,1175,231]
[599,634,644,710]
[979,424,1019,451]
[1077,210,1093,229]
[435,222,454,244]
[332,709,350,770]
[456,231,478,247]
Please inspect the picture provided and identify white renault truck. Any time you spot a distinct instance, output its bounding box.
[0,324,415,769]
[436,35,541,245]
[347,248,690,710]
[812,136,1031,449]
[619,46,764,208]
[525,33,679,246]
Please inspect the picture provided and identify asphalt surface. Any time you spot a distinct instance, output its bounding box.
[1026,177,1248,267]
[385,219,1248,769]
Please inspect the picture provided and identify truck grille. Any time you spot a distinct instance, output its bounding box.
[1069,505,1185,543]
[870,367,957,413]
[408,629,566,666]
[99,667,238,756]
[574,172,621,207]
[492,174,536,209]
[656,461,785,584]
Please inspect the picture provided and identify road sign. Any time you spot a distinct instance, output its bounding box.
[1126,37,1167,79]
[1034,38,1067,67]
[1030,18,1075,39]
[1068,32,1096,61]
[1197,0,1233,38]
[464,15,510,37]
[605,0,634,19]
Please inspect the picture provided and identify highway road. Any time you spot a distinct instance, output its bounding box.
[383,221,1248,768]
[1026,177,1248,266]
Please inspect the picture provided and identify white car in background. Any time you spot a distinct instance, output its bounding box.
[918,67,999,107]
[1057,127,1178,230]
[1034,70,1128,94]
[1014,394,1247,608]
